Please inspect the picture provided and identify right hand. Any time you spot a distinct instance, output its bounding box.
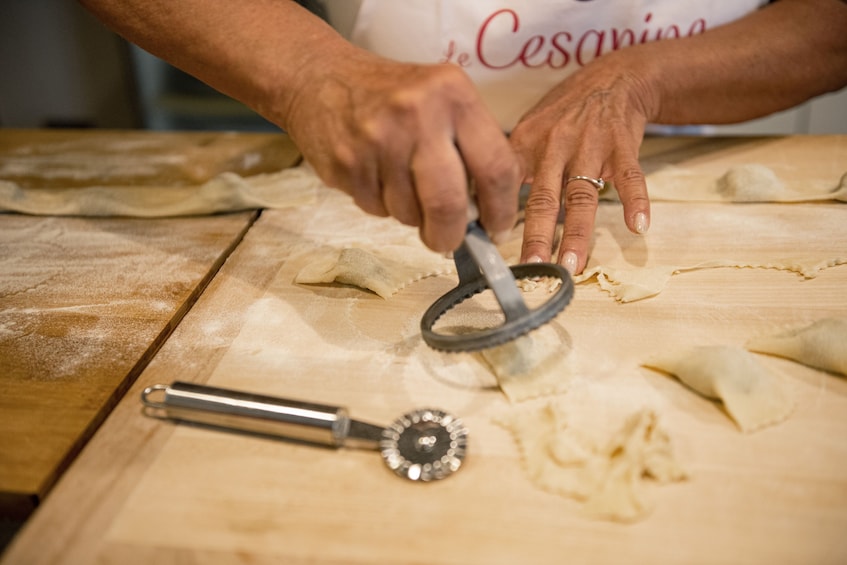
[278,47,523,253]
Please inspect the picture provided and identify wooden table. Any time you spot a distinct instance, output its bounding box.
[2,133,846,564]
[0,129,300,522]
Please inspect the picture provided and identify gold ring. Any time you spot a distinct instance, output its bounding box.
[567,175,605,191]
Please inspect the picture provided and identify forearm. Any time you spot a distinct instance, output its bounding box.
[78,0,351,129]
[617,0,847,125]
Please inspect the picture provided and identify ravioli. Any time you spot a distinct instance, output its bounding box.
[479,324,573,403]
[644,346,794,433]
[294,245,453,298]
[747,317,847,377]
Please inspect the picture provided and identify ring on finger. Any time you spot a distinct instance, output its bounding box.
[567,175,606,191]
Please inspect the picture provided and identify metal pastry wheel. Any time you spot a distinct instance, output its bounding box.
[142,381,468,482]
[421,220,574,352]
[381,408,466,481]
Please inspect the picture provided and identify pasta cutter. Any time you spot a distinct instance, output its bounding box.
[141,381,468,482]
[421,219,574,352]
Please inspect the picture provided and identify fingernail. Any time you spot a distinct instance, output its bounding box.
[526,255,543,264]
[634,212,649,234]
[491,229,512,245]
[562,251,578,275]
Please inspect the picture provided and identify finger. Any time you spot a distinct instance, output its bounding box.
[324,142,389,218]
[451,83,522,238]
[381,165,422,227]
[349,165,389,218]
[411,137,468,252]
[378,139,422,227]
[612,155,651,235]
[457,132,522,239]
[520,154,565,264]
[349,99,422,227]
[556,170,603,275]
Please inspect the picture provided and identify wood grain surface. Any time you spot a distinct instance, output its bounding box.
[0,129,300,520]
[0,212,260,519]
[4,136,847,564]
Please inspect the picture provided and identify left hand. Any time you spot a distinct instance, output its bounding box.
[511,49,655,275]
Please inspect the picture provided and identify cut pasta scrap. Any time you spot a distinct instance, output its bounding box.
[574,265,675,303]
[644,346,794,433]
[496,400,686,522]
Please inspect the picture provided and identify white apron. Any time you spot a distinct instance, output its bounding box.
[326,1,768,130]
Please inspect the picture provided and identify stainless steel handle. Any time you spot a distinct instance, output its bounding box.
[141,381,351,447]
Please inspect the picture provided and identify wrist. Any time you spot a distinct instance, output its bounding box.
[604,46,664,124]
[246,25,357,133]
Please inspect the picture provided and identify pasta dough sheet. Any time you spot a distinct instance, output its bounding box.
[571,162,847,302]
[294,245,454,299]
[0,166,319,217]
[747,317,847,377]
[601,164,847,203]
[479,324,574,403]
[574,256,847,303]
[497,400,686,522]
[644,346,794,433]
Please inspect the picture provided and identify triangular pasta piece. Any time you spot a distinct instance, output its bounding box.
[295,245,452,298]
[645,346,794,433]
[747,317,847,377]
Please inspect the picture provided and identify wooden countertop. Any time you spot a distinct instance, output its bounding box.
[2,133,847,564]
[0,129,300,521]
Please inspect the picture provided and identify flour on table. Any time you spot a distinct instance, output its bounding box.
[294,245,453,299]
[497,400,686,522]
[644,346,794,433]
[0,165,318,217]
[747,317,847,377]
[600,164,847,203]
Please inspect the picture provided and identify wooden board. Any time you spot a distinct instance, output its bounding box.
[0,213,258,519]
[0,129,301,520]
[4,136,847,564]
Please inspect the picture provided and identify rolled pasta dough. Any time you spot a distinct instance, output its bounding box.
[601,164,847,203]
[575,256,847,303]
[0,166,318,217]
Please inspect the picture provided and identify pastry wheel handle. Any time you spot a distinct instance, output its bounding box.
[460,221,531,322]
[141,381,381,449]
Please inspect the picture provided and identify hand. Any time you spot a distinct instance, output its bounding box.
[282,47,523,253]
[511,50,655,274]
